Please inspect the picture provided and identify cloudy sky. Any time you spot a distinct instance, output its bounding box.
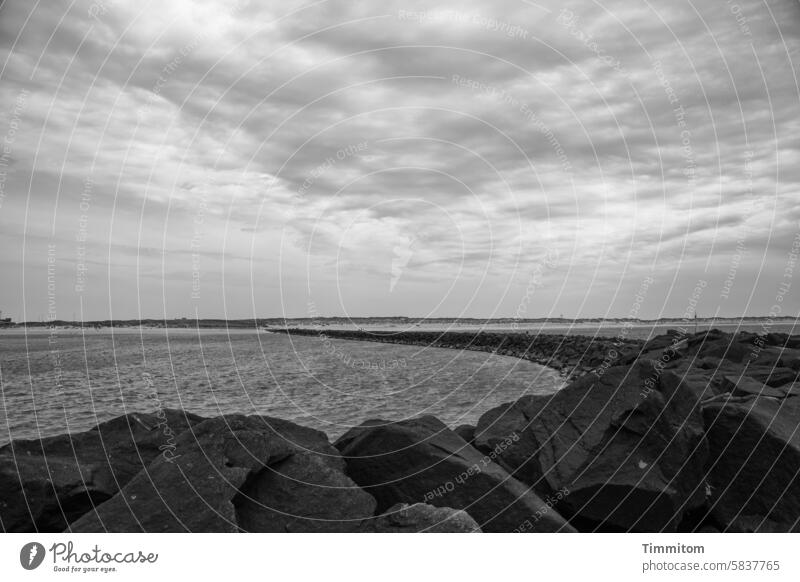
[0,0,798,321]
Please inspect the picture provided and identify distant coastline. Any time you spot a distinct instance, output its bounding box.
[7,315,799,329]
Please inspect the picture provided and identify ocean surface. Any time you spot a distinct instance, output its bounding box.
[2,321,796,445]
[0,329,563,444]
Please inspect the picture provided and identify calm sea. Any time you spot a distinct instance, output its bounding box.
[0,329,562,444]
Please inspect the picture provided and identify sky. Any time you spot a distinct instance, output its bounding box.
[0,0,798,321]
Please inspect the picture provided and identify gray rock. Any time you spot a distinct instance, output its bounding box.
[0,409,204,532]
[68,415,375,532]
[475,361,708,531]
[335,416,574,532]
[367,503,480,532]
[453,424,475,444]
[702,397,800,532]
[720,375,785,399]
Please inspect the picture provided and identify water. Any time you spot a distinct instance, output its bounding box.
[0,328,563,444]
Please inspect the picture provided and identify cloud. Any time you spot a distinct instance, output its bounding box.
[0,0,797,319]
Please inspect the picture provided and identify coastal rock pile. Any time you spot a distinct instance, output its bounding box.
[473,328,800,532]
[335,416,573,532]
[1,329,798,532]
[0,409,203,532]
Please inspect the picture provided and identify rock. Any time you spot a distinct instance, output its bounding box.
[641,332,684,355]
[747,367,798,388]
[765,332,788,347]
[720,375,785,399]
[702,397,800,532]
[335,416,574,532]
[475,361,708,531]
[0,409,204,532]
[366,503,480,532]
[697,357,722,370]
[698,340,751,363]
[453,424,475,444]
[781,383,800,397]
[68,415,375,532]
[682,372,720,401]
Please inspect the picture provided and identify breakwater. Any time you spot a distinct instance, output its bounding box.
[276,328,645,380]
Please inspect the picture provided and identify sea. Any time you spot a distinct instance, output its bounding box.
[0,328,561,444]
[1,321,796,444]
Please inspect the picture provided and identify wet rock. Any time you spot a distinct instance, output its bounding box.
[475,361,708,531]
[702,397,800,532]
[0,409,203,532]
[335,416,574,532]
[366,503,480,532]
[68,415,375,532]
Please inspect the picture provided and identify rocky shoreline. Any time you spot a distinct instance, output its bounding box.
[275,327,646,380]
[2,328,799,532]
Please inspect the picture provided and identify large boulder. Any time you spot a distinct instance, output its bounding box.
[702,397,800,532]
[334,416,574,533]
[475,361,709,531]
[68,415,376,532]
[0,409,204,532]
[366,503,480,532]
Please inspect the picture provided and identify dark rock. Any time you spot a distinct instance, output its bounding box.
[747,367,798,388]
[688,329,727,348]
[698,340,751,363]
[720,375,785,399]
[0,409,204,532]
[697,357,722,370]
[782,383,800,397]
[335,416,574,532]
[765,333,788,347]
[453,424,475,444]
[702,397,800,532]
[475,361,708,531]
[366,503,480,532]
[68,415,375,532]
[750,346,789,368]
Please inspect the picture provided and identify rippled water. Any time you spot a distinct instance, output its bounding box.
[0,328,563,444]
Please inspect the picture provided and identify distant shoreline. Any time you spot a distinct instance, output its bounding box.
[5,315,798,330]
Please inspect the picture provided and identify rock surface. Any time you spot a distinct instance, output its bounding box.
[702,397,800,532]
[475,361,709,531]
[0,409,204,532]
[335,416,574,532]
[366,503,480,532]
[68,415,375,532]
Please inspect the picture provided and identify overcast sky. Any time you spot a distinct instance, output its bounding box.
[1,0,798,321]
